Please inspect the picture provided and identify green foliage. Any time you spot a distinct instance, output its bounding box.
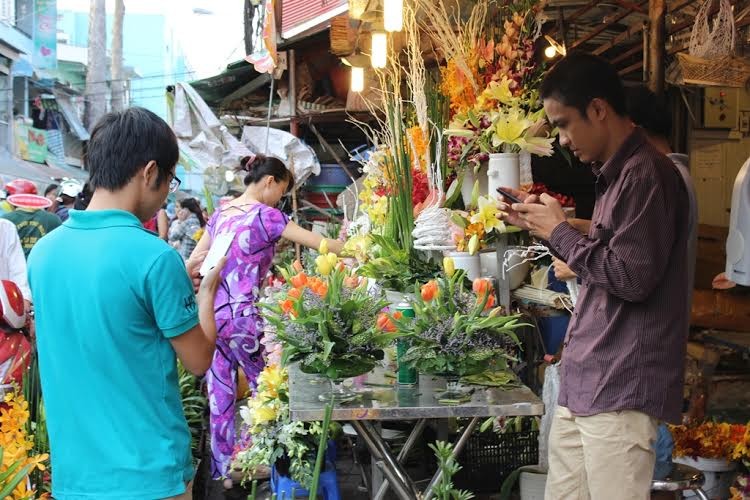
[178,362,206,460]
[264,261,392,380]
[357,234,440,293]
[429,441,474,500]
[393,269,528,378]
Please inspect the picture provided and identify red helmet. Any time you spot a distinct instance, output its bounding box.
[4,179,37,196]
[0,280,25,329]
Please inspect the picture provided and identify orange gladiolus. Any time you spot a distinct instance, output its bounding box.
[288,287,302,300]
[478,293,496,311]
[293,260,303,272]
[421,280,439,302]
[290,272,308,289]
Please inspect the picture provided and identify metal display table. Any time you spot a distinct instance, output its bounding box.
[289,365,544,500]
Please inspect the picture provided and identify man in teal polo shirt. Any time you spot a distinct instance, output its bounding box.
[28,107,224,500]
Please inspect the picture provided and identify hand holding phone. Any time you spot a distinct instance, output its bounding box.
[496,187,524,204]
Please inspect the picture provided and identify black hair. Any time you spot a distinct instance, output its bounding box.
[74,183,93,210]
[85,107,178,191]
[239,154,293,190]
[44,183,58,196]
[178,197,206,227]
[625,85,671,139]
[540,52,627,118]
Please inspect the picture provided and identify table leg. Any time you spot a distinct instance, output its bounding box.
[422,416,481,500]
[373,419,428,500]
[350,420,422,500]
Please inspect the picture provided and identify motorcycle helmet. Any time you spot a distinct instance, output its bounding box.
[0,280,25,330]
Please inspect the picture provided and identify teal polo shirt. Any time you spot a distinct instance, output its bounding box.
[28,209,199,499]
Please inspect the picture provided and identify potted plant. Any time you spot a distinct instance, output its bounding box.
[232,365,338,489]
[391,264,527,403]
[670,421,746,498]
[264,242,396,401]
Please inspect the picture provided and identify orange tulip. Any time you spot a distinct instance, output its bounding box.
[420,280,439,302]
[478,293,496,311]
[309,279,328,298]
[290,272,308,289]
[280,299,295,316]
[344,275,362,288]
[288,287,302,300]
[293,260,303,272]
[472,278,491,296]
[376,312,398,332]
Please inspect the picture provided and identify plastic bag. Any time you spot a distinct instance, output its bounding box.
[689,0,736,59]
[538,362,560,470]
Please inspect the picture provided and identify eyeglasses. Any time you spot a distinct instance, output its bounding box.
[169,175,181,193]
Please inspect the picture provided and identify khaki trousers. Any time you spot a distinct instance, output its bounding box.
[544,406,658,500]
[161,482,193,500]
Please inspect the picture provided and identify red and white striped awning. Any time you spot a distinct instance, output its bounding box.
[280,0,347,40]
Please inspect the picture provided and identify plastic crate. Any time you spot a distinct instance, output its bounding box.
[453,429,539,493]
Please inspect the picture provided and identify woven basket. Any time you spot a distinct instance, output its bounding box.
[330,16,355,56]
[667,52,750,87]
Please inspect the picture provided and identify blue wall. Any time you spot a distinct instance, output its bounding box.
[58,10,191,118]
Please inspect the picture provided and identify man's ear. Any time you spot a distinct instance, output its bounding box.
[588,98,608,122]
[143,160,159,186]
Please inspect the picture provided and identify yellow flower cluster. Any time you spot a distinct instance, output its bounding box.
[441,59,480,116]
[242,365,289,433]
[0,392,49,499]
[670,421,746,460]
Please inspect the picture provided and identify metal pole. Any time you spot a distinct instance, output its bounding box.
[374,419,428,500]
[264,77,275,155]
[350,420,422,500]
[648,0,666,95]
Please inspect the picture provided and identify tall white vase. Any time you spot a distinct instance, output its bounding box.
[460,162,489,206]
[487,153,520,196]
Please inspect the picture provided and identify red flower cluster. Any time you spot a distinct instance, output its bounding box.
[412,168,430,206]
[528,183,576,208]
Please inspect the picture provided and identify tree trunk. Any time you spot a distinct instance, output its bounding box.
[244,0,254,56]
[110,0,125,111]
[85,0,107,129]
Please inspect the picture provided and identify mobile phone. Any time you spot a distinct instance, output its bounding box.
[496,188,523,204]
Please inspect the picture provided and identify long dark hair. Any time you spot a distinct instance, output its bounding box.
[238,154,293,191]
[178,197,206,227]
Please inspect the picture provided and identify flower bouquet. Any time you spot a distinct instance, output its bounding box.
[232,365,337,488]
[391,264,527,402]
[670,421,746,460]
[264,242,395,401]
[731,424,750,500]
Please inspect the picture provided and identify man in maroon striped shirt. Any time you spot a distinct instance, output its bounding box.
[501,53,689,499]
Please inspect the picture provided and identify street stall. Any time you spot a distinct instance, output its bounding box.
[186,0,750,498]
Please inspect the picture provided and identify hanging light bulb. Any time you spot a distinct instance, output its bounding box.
[383,0,403,32]
[225,170,236,183]
[544,45,557,59]
[351,66,365,92]
[371,31,387,69]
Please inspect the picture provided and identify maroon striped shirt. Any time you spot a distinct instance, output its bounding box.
[548,128,689,423]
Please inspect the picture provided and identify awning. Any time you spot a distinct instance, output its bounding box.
[52,90,90,140]
[187,60,261,109]
[0,150,87,188]
[280,0,347,40]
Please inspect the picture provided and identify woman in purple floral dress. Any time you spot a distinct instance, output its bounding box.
[192,155,343,484]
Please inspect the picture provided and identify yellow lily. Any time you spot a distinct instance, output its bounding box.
[470,196,505,233]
